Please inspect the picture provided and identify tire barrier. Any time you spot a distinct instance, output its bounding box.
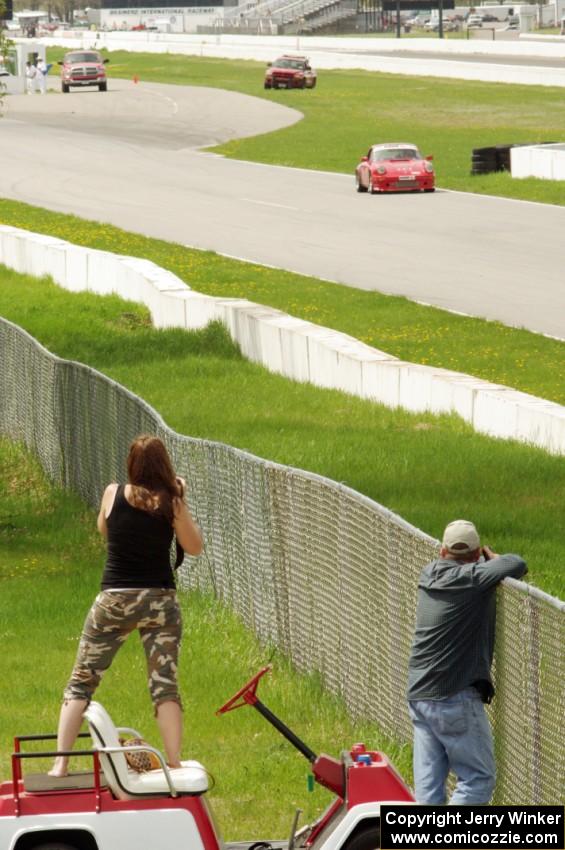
[471,142,556,175]
[471,145,498,175]
[471,144,515,175]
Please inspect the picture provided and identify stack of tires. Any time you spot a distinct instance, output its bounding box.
[471,143,555,176]
[471,144,513,175]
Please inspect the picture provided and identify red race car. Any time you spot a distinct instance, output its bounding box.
[264,55,317,90]
[355,142,435,193]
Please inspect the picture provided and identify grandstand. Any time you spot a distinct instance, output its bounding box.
[210,0,357,35]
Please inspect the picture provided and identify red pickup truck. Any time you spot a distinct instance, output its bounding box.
[58,50,109,93]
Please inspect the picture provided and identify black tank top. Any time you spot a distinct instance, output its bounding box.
[101,485,175,590]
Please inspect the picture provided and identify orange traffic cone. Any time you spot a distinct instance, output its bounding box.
[133,74,139,84]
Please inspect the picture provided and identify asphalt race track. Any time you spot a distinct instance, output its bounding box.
[1,78,564,339]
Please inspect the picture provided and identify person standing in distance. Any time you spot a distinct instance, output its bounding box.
[407,519,527,804]
[25,61,37,94]
[49,434,203,777]
[36,57,48,94]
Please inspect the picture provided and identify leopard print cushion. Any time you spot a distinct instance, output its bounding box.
[120,737,161,772]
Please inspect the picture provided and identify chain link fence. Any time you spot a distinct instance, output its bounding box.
[1,315,563,804]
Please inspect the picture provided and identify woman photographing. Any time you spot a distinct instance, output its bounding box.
[50,434,203,777]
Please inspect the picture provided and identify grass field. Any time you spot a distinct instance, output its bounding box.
[43,47,565,206]
[1,267,564,601]
[0,439,408,839]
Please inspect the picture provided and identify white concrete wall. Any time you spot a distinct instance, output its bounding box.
[511,143,565,180]
[2,223,565,456]
[2,42,47,94]
[35,30,565,59]
[28,30,565,88]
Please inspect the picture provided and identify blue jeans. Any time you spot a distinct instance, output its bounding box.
[408,688,496,804]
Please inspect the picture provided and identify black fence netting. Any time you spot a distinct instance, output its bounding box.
[1,316,563,804]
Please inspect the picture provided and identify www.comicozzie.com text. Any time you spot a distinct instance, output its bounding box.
[380,805,564,849]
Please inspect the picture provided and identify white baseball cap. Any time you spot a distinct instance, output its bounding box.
[442,519,480,554]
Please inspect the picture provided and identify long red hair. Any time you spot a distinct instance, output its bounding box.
[127,435,182,524]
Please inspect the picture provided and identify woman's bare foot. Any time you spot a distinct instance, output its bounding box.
[48,757,69,777]
[48,698,87,778]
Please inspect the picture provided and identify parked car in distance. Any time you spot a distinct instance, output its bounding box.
[424,17,458,30]
[264,55,317,90]
[406,12,430,26]
[355,142,435,194]
[466,14,484,26]
[58,49,109,93]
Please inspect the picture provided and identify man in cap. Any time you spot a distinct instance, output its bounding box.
[407,519,527,804]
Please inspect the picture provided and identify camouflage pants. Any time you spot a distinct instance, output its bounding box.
[64,588,183,710]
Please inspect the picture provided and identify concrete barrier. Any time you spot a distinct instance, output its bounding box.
[511,143,565,180]
[32,31,565,88]
[1,223,565,455]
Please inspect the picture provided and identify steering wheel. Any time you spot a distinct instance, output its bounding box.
[216,665,271,715]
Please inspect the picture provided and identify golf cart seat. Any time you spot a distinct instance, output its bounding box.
[85,701,208,800]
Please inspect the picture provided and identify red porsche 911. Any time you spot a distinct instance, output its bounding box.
[355,143,435,194]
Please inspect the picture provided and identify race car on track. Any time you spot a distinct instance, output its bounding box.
[264,55,317,89]
[58,50,109,93]
[355,143,435,194]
